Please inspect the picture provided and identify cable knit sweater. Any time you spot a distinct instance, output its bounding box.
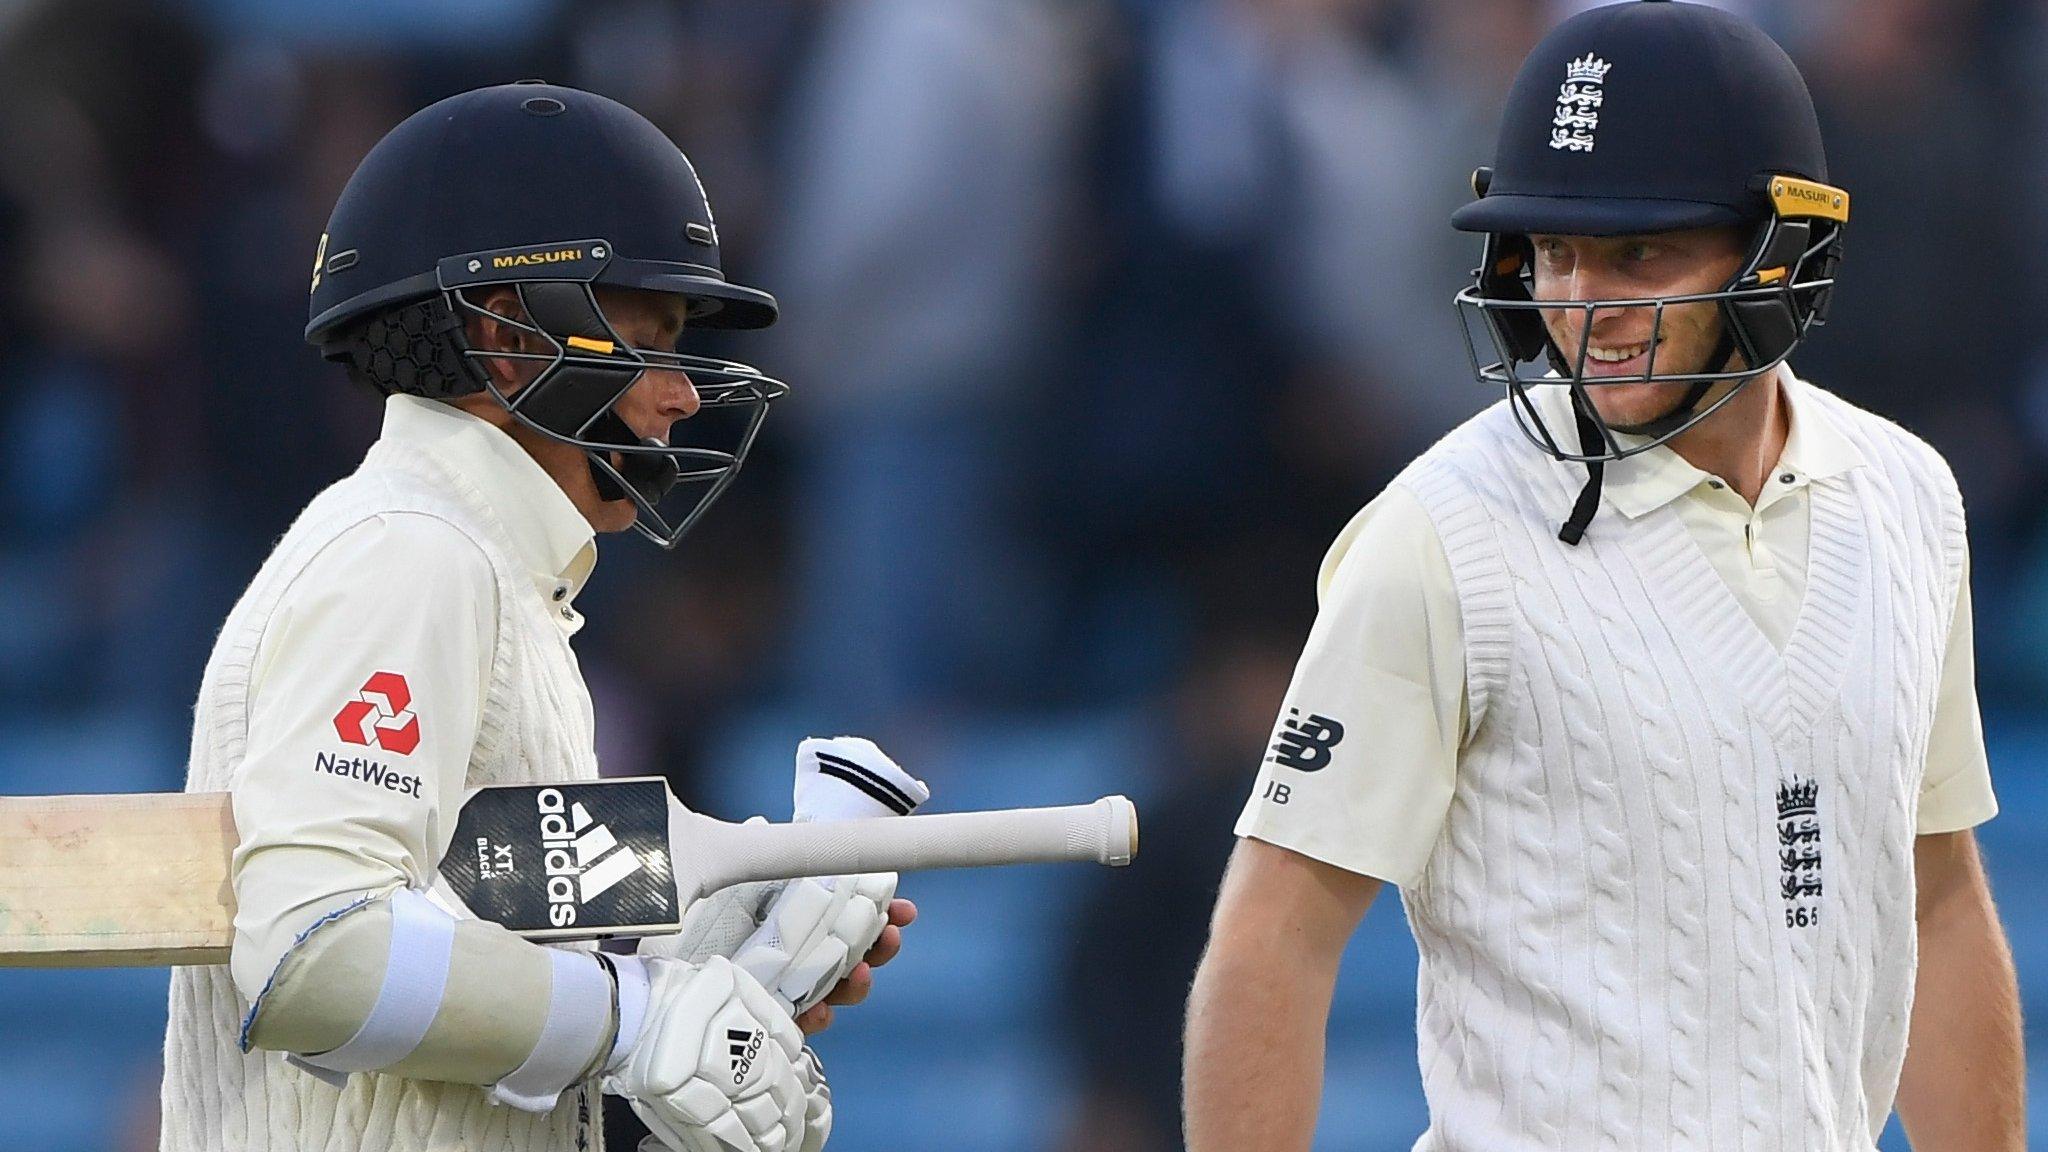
[160,427,605,1152]
[1393,388,1965,1151]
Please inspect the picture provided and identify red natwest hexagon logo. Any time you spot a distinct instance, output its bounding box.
[333,671,422,755]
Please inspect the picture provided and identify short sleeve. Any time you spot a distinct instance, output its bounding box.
[1917,556,1997,834]
[228,513,498,1001]
[1234,486,1466,887]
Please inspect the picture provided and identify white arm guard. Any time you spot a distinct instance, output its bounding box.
[281,887,455,1086]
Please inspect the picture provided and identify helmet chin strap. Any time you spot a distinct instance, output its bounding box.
[1556,323,1737,546]
[583,409,683,507]
[1558,396,1608,546]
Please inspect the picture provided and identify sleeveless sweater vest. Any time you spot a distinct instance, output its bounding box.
[1392,388,1964,1152]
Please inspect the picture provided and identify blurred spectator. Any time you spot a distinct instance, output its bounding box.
[0,0,223,722]
[1783,0,2048,698]
[768,0,1099,723]
[1054,607,1302,1152]
[1791,0,2045,542]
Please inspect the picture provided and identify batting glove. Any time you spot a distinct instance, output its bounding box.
[644,737,927,1017]
[604,955,821,1152]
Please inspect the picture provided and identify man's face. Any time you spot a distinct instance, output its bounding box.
[469,285,699,533]
[1528,224,1749,430]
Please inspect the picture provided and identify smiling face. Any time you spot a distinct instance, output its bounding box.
[1528,224,1751,430]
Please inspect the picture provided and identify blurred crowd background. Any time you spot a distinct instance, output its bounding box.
[0,0,2042,1148]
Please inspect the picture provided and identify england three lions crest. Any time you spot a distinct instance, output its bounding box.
[1775,776,1824,929]
[1549,53,1612,152]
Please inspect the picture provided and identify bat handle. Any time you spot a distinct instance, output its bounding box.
[671,796,1138,901]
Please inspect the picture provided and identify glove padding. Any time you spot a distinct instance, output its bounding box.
[734,871,897,1015]
[654,823,782,966]
[646,860,898,1019]
[793,1046,831,1152]
[604,956,822,1152]
[635,1047,830,1152]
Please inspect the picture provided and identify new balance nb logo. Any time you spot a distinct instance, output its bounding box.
[536,787,647,928]
[1268,709,1345,772]
[728,1027,764,1083]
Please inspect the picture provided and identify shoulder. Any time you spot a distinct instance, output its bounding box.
[1795,378,1968,593]
[1382,399,1551,571]
[273,460,505,584]
[1797,378,1962,505]
[1316,485,1448,605]
[1392,399,1553,512]
[1409,398,1526,470]
[274,509,500,620]
[316,511,496,577]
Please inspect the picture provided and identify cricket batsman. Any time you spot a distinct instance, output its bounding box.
[159,82,921,1152]
[1186,3,2025,1149]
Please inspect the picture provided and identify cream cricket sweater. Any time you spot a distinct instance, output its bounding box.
[160,397,606,1152]
[1394,387,1965,1151]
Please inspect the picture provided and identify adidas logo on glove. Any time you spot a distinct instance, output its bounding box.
[728,1027,764,1084]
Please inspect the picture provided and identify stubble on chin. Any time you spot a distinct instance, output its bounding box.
[1583,382,1693,429]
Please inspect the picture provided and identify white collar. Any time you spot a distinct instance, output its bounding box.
[380,394,599,601]
[1526,367,1867,520]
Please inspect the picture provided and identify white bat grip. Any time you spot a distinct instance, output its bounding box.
[672,796,1137,901]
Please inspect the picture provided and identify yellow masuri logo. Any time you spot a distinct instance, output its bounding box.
[491,248,583,269]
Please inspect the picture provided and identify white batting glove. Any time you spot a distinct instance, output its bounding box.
[792,736,928,822]
[742,738,925,1014]
[792,1046,832,1152]
[637,1048,828,1152]
[603,955,822,1152]
[732,870,900,1016]
[644,738,927,1016]
[650,823,783,966]
[643,870,890,1019]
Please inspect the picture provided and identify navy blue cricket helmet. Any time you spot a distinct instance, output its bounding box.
[1450,1,1849,542]
[306,81,786,548]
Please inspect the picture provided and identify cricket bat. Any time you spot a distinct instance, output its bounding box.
[0,778,1137,968]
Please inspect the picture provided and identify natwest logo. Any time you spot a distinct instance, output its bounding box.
[333,671,422,755]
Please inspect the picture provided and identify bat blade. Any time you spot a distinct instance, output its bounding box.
[0,781,689,967]
[439,779,681,943]
[0,792,236,968]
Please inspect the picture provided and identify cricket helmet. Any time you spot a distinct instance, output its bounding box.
[306,81,785,548]
[1450,0,1848,542]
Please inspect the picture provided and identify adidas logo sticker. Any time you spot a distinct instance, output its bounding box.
[536,787,647,927]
